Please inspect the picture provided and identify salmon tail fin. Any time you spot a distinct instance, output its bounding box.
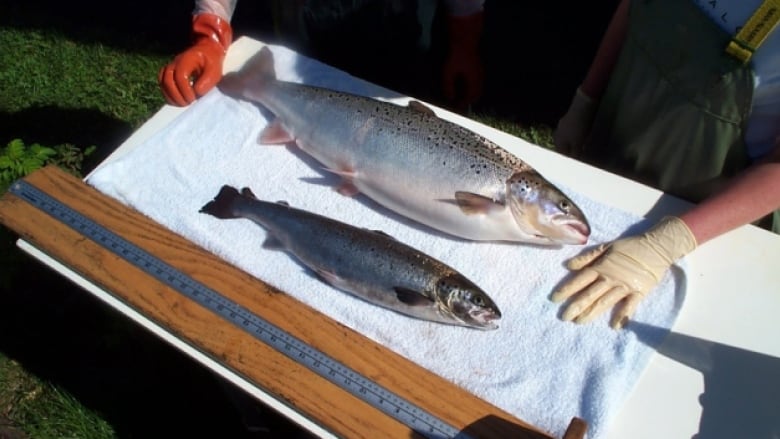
[218,46,276,99]
[200,185,243,219]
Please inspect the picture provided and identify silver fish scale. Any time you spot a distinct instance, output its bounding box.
[266,82,529,182]
[237,198,451,301]
[237,69,589,244]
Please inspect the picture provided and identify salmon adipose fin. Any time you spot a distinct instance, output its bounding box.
[218,46,277,101]
[200,185,243,219]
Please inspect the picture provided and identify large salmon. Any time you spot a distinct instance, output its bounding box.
[218,47,590,245]
[200,185,502,330]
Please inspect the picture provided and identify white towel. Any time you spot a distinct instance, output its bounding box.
[87,43,685,439]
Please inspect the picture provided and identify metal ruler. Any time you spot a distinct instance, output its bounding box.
[10,179,466,439]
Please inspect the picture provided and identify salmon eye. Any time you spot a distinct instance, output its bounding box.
[559,200,571,212]
[473,295,485,306]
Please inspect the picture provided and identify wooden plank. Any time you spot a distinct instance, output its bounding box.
[0,166,583,438]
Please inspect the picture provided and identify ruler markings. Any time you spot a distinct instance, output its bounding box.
[10,180,464,439]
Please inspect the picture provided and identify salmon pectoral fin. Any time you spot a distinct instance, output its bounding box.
[454,191,504,215]
[313,267,351,291]
[258,119,295,144]
[394,287,435,307]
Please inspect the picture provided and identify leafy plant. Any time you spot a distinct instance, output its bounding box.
[0,139,96,193]
[53,143,97,176]
[0,139,57,192]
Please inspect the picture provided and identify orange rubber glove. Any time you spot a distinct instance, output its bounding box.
[158,13,233,106]
[552,216,697,329]
[442,11,484,112]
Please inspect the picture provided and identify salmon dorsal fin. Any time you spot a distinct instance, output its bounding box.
[407,100,436,116]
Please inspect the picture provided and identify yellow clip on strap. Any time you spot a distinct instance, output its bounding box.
[725,0,780,63]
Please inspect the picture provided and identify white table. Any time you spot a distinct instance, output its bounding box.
[22,37,780,439]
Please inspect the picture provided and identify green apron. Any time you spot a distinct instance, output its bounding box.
[584,0,779,232]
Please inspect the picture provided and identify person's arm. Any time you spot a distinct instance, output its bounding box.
[158,0,239,106]
[194,0,237,20]
[553,139,780,329]
[681,148,780,244]
[440,0,485,112]
[553,0,629,155]
[578,0,629,100]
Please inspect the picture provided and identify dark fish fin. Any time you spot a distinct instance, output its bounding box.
[240,187,258,199]
[261,235,284,250]
[239,186,290,207]
[454,191,503,215]
[394,287,435,307]
[200,185,243,219]
[369,229,395,240]
[218,46,276,99]
[407,100,436,116]
[258,119,295,144]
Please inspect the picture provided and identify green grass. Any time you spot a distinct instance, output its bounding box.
[0,25,167,439]
[0,27,167,129]
[469,113,555,149]
[0,356,115,439]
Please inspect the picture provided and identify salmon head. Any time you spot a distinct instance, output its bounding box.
[506,171,590,245]
[436,274,502,330]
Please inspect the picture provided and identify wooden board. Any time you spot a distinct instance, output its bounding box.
[0,166,586,438]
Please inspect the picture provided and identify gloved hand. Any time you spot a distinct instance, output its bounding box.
[442,11,485,112]
[551,216,697,329]
[158,13,233,106]
[553,87,598,157]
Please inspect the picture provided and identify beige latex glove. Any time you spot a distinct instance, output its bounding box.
[553,87,598,157]
[552,217,697,329]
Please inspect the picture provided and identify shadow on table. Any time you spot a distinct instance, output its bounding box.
[453,414,587,439]
[630,322,780,439]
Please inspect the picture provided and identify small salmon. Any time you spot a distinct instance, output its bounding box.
[200,185,502,330]
[218,47,590,245]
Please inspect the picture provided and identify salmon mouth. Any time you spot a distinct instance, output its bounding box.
[566,222,590,244]
[472,308,502,323]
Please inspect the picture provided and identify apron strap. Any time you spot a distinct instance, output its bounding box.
[725,0,780,63]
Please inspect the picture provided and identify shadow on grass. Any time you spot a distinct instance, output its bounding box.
[1,0,277,58]
[0,249,309,438]
[0,108,133,174]
[0,1,192,56]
